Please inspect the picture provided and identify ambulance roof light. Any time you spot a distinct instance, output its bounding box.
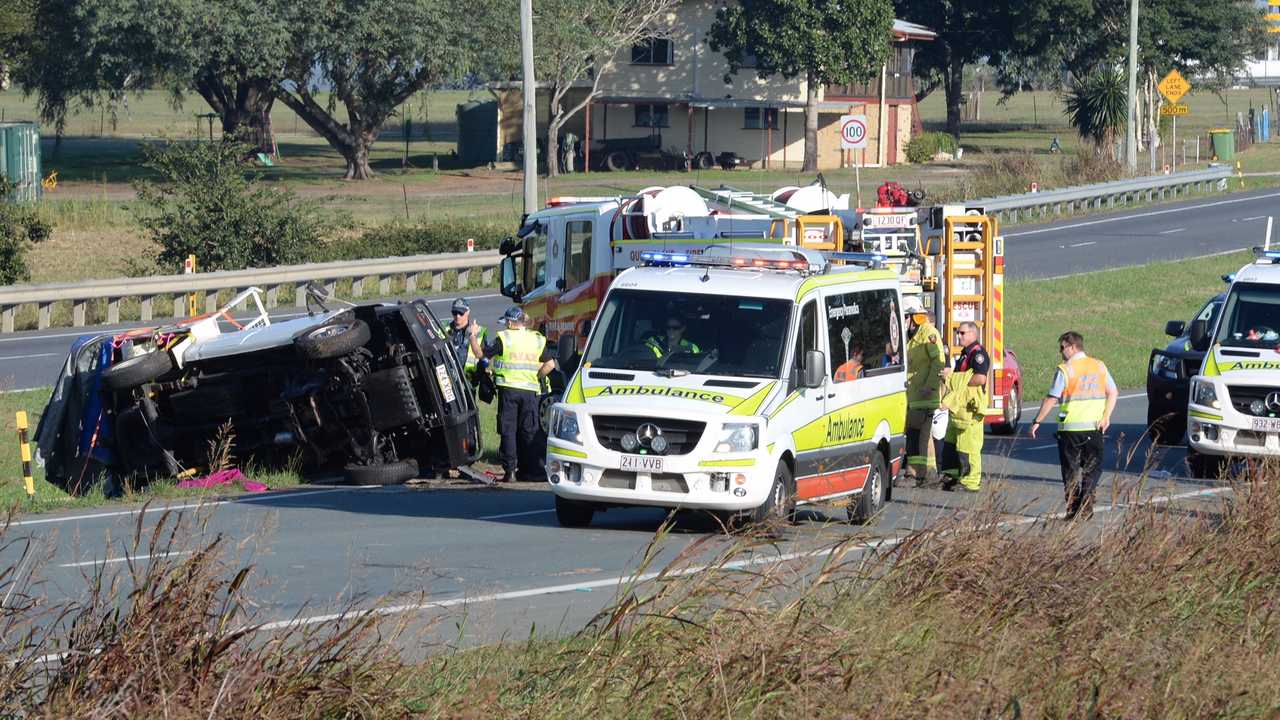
[1253,246,1280,263]
[639,250,812,273]
[824,252,888,269]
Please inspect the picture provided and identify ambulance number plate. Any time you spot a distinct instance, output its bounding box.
[620,455,664,473]
[1250,417,1280,433]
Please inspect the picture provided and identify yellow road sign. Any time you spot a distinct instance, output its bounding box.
[1160,104,1189,117]
[1158,69,1190,104]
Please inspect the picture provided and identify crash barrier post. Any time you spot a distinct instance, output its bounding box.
[15,411,33,498]
[184,254,198,318]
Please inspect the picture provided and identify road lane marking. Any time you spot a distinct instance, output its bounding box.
[1005,191,1280,238]
[59,550,191,568]
[1068,241,1097,247]
[477,509,555,520]
[1020,391,1144,412]
[1241,216,1266,222]
[0,352,59,361]
[1027,444,1058,450]
[1158,227,1186,234]
[7,487,360,527]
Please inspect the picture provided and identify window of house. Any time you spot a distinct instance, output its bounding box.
[744,107,779,130]
[631,38,674,65]
[824,289,902,383]
[564,220,593,289]
[634,103,670,128]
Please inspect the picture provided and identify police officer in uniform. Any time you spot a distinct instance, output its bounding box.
[441,298,488,395]
[939,321,989,492]
[469,307,556,482]
[903,298,945,486]
[1028,331,1117,520]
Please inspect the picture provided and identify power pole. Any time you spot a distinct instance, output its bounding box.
[1125,0,1139,173]
[520,0,538,217]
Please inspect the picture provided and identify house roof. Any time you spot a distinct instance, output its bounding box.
[893,19,936,41]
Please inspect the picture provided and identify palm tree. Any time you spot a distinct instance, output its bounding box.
[1063,68,1129,158]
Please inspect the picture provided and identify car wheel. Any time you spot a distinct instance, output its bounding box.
[751,461,796,525]
[605,151,629,172]
[343,459,418,486]
[295,320,372,360]
[849,452,889,525]
[1147,405,1184,445]
[694,152,715,171]
[103,350,175,390]
[991,384,1022,436]
[555,494,596,528]
[1186,450,1225,480]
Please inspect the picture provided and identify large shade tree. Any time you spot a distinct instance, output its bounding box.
[708,0,895,172]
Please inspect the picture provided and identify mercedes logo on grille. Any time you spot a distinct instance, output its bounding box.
[1266,392,1280,413]
[637,423,660,445]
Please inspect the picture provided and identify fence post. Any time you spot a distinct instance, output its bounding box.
[15,411,34,498]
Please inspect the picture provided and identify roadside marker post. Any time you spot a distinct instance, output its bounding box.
[16,411,34,499]
[184,254,198,318]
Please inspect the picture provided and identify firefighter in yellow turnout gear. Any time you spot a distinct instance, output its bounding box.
[939,322,990,492]
[903,298,945,485]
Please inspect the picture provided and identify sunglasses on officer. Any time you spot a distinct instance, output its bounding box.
[667,322,684,331]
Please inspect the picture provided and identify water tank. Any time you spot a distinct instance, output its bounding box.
[0,122,42,203]
[456,101,498,167]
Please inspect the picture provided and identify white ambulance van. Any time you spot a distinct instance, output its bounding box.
[544,246,908,528]
[1186,248,1280,477]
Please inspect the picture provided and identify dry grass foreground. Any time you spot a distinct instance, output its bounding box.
[3,473,1278,718]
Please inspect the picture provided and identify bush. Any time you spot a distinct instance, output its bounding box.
[1062,150,1123,185]
[0,200,53,285]
[312,218,511,262]
[904,131,960,164]
[134,141,332,273]
[933,151,1054,202]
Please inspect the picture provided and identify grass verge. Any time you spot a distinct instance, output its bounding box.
[1006,250,1250,391]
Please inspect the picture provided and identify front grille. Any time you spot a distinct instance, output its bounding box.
[1227,385,1279,417]
[598,470,688,493]
[591,415,706,455]
[599,470,636,490]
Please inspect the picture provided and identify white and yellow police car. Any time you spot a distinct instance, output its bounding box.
[544,246,908,527]
[1186,248,1280,477]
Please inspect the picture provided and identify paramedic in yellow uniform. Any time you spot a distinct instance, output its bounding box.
[939,322,989,492]
[903,298,945,485]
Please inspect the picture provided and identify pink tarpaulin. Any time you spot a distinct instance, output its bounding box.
[177,469,269,493]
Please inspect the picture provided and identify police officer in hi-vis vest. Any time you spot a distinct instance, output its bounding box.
[470,307,556,483]
[1029,331,1117,521]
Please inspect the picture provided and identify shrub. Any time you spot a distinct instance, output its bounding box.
[134,141,332,273]
[904,131,959,164]
[311,217,511,262]
[1062,150,1123,185]
[0,199,53,285]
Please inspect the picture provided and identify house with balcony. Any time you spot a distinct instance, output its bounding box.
[490,2,935,170]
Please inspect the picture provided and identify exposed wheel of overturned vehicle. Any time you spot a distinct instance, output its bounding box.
[102,350,175,390]
[343,459,418,486]
[295,319,372,360]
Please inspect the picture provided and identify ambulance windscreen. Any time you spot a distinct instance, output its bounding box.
[1219,282,1280,348]
[584,289,791,378]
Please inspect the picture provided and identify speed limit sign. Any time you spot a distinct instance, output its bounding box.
[840,115,868,150]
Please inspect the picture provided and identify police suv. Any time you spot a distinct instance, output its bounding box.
[544,246,908,527]
[1186,248,1280,477]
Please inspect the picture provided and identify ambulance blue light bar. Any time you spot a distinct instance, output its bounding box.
[1252,246,1280,263]
[825,252,888,268]
[639,251,811,271]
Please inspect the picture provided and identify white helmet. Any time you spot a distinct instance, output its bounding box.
[902,296,926,314]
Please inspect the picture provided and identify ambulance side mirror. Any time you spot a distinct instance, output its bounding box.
[1188,319,1210,352]
[499,236,519,255]
[500,256,523,302]
[802,350,826,389]
[557,333,579,375]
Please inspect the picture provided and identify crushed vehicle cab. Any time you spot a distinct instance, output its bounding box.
[543,247,907,528]
[1146,288,1225,444]
[35,288,481,491]
[1185,249,1280,477]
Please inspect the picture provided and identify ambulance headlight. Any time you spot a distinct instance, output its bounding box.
[1191,380,1220,410]
[715,423,758,453]
[548,407,582,443]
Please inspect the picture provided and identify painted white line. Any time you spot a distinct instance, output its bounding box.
[1027,444,1058,451]
[1004,191,1280,238]
[1019,391,1145,413]
[0,352,59,361]
[1031,247,1249,282]
[1241,216,1266,222]
[1158,227,1186,235]
[59,550,191,568]
[1068,241,1097,247]
[7,487,359,527]
[477,508,555,520]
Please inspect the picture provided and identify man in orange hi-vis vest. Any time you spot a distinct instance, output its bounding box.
[1029,331,1118,521]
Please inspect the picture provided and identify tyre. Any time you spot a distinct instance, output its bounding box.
[990,384,1022,435]
[343,459,418,486]
[605,151,629,172]
[751,461,796,525]
[694,151,714,171]
[1146,405,1184,446]
[295,320,371,360]
[849,452,889,525]
[538,392,556,434]
[555,494,595,528]
[1186,450,1225,480]
[103,349,174,390]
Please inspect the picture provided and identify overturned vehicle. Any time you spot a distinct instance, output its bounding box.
[36,288,482,493]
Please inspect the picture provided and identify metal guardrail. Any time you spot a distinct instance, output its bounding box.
[0,250,501,333]
[970,165,1234,224]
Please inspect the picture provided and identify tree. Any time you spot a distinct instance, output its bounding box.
[708,0,894,172]
[274,0,490,180]
[0,0,35,85]
[530,0,679,178]
[1063,68,1128,154]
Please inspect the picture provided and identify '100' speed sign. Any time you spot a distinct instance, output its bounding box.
[840,115,868,150]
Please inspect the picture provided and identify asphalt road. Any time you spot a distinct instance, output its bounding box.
[2,393,1226,650]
